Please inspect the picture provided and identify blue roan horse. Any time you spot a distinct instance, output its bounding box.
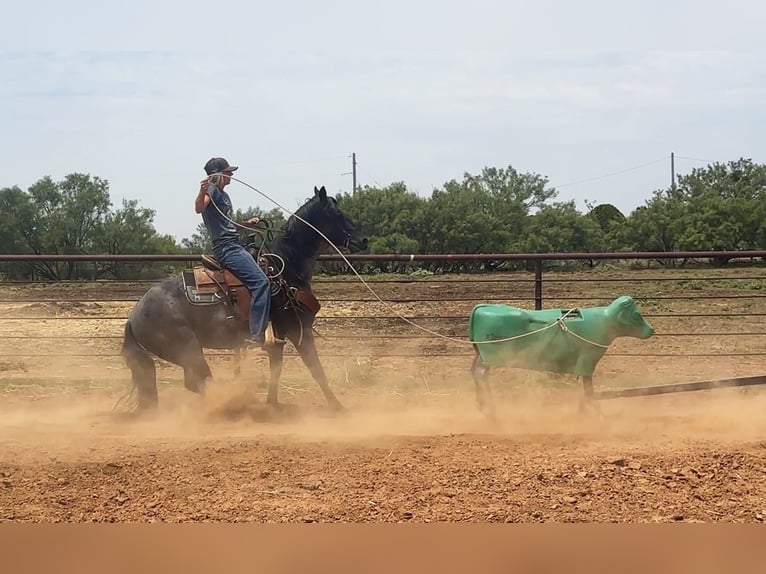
[120,186,368,414]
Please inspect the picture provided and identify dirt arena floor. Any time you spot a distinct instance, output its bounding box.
[2,266,766,523]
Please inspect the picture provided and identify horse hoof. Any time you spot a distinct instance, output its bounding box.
[323,403,348,417]
[264,402,302,422]
[578,398,604,421]
[478,406,497,424]
[266,401,285,414]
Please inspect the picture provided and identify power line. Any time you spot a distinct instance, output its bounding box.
[332,151,716,196]
[553,156,670,189]
[674,155,717,164]
[364,170,382,187]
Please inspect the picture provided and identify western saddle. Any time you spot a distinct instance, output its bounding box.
[181,252,321,333]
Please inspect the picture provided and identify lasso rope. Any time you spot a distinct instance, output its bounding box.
[203,173,609,349]
[205,191,287,280]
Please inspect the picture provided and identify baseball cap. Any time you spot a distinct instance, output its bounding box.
[204,157,239,175]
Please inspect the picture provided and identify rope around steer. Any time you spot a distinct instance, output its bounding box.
[203,173,611,349]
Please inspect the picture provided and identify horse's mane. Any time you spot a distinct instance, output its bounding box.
[279,195,322,243]
[270,195,326,287]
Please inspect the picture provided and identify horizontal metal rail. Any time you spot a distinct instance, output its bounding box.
[2,352,766,358]
[3,249,766,262]
[539,276,766,283]
[1,275,766,286]
[1,312,765,321]
[1,293,764,304]
[2,252,764,372]
[2,331,766,340]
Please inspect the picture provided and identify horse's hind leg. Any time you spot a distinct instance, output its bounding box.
[152,335,214,397]
[182,352,213,395]
[126,350,158,411]
[175,349,213,396]
[122,322,158,411]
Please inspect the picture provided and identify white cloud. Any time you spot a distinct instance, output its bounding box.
[1,29,765,241]
[6,1,766,52]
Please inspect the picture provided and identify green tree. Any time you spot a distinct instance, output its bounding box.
[676,158,766,203]
[521,201,606,254]
[0,173,184,280]
[619,189,683,253]
[15,174,111,279]
[419,182,511,259]
[336,182,428,248]
[0,186,36,278]
[181,222,212,254]
[585,203,626,250]
[93,199,183,279]
[182,205,289,255]
[462,165,557,213]
[672,158,766,263]
[0,186,32,254]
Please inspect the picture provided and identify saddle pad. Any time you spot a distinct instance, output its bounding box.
[192,266,244,292]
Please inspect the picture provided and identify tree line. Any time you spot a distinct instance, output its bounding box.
[1,157,764,279]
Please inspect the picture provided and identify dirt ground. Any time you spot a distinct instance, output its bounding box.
[2,267,766,523]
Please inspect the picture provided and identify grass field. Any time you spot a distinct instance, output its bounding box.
[2,265,766,522]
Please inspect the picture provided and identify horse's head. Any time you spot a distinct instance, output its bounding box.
[305,185,368,253]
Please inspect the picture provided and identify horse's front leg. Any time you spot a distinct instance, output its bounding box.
[295,332,344,413]
[232,346,242,380]
[266,343,285,408]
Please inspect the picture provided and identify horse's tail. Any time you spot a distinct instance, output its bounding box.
[114,320,140,413]
[121,319,138,358]
[117,319,157,413]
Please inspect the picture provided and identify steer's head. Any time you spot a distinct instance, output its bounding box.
[607,296,654,339]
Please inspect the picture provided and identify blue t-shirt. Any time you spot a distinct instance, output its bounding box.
[201,183,239,252]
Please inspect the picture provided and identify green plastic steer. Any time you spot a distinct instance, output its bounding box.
[468,295,654,418]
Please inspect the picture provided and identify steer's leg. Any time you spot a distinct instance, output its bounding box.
[578,375,603,419]
[471,348,496,421]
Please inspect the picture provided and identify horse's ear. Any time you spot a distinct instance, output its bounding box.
[314,186,319,193]
[315,185,327,201]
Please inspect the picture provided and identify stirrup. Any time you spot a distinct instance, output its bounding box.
[265,323,286,346]
[242,335,266,350]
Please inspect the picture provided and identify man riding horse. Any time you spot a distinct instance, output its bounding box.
[195,157,283,350]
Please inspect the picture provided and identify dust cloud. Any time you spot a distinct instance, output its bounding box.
[2,369,766,464]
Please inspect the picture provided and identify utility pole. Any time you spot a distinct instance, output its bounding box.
[671,152,676,191]
[352,152,357,195]
[341,152,358,195]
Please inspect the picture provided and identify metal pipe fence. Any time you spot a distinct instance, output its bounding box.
[1,251,766,360]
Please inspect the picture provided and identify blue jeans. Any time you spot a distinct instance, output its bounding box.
[215,243,270,337]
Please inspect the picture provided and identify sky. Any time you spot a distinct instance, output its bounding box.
[2,0,765,243]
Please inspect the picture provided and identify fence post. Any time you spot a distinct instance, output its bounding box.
[534,259,543,310]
